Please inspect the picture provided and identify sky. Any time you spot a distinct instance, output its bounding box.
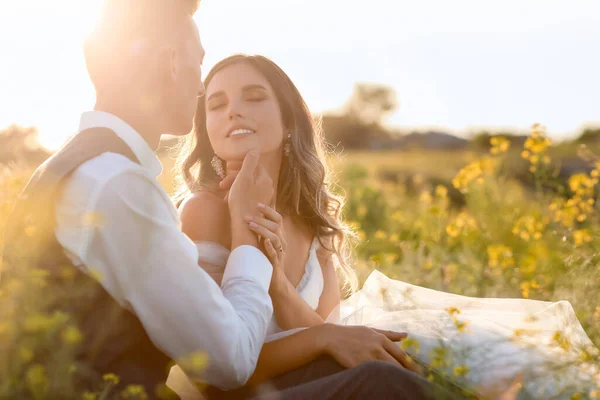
[0,0,599,150]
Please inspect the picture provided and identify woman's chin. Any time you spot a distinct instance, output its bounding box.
[222,143,262,161]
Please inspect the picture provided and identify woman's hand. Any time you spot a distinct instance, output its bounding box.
[244,204,287,279]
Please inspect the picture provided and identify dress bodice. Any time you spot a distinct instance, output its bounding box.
[195,237,324,336]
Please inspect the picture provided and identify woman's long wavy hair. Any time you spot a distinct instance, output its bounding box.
[174,54,358,292]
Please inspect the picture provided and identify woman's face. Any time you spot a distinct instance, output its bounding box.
[204,62,286,161]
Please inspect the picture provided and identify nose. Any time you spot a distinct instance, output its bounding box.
[227,97,244,120]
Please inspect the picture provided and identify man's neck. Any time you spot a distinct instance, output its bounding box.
[94,99,163,150]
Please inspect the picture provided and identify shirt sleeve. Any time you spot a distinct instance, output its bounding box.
[82,170,273,389]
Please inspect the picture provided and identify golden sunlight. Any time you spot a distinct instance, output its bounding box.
[0,0,104,150]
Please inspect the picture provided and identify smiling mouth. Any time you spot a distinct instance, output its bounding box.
[228,128,256,138]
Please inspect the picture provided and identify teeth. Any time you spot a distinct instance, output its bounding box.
[229,129,255,137]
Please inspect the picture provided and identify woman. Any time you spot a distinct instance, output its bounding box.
[174,54,357,334]
[168,54,598,399]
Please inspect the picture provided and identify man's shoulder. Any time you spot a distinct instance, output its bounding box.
[72,152,148,185]
[60,152,164,209]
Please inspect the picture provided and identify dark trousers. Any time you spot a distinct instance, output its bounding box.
[205,356,464,400]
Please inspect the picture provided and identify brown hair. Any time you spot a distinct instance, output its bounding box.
[175,54,358,292]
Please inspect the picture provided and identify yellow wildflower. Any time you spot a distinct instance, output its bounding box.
[103,373,120,385]
[453,318,470,333]
[23,313,55,333]
[82,392,97,400]
[490,137,510,155]
[552,331,571,351]
[435,185,448,198]
[452,158,495,193]
[487,245,515,270]
[445,307,461,316]
[521,280,540,299]
[512,215,546,242]
[19,346,34,363]
[26,364,48,398]
[446,212,478,238]
[573,229,593,247]
[419,190,433,205]
[453,365,470,378]
[391,211,403,223]
[62,326,83,345]
[374,230,387,240]
[400,338,421,354]
[121,385,148,400]
[446,224,460,238]
[421,260,434,270]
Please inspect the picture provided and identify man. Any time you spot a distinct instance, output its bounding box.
[2,1,459,399]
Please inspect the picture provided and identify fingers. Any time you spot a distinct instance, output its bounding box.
[226,159,243,172]
[264,239,279,263]
[374,348,402,366]
[373,328,408,342]
[383,340,423,373]
[219,172,237,190]
[257,203,283,223]
[245,215,280,235]
[248,222,282,249]
[238,151,260,180]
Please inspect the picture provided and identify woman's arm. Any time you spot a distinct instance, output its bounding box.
[269,249,341,330]
[246,204,342,331]
[246,324,329,386]
[179,190,231,248]
[247,323,414,386]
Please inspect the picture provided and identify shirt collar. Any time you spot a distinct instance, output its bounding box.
[77,110,163,177]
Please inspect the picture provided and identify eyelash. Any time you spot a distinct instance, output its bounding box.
[209,96,265,110]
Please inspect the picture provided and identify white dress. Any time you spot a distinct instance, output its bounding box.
[167,240,599,399]
[166,239,324,399]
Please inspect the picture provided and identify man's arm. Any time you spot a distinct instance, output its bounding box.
[83,171,273,389]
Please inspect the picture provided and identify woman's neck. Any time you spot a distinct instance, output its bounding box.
[259,152,283,209]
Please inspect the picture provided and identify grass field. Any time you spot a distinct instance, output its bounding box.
[2,125,600,398]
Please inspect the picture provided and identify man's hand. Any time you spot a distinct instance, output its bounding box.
[319,324,422,373]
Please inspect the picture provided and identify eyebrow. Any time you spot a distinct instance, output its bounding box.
[206,84,267,102]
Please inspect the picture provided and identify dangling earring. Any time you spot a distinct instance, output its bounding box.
[211,155,225,179]
[284,132,292,157]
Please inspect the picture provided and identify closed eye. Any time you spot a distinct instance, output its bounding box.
[207,101,226,111]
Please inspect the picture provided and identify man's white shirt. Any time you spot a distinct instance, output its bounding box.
[55,111,273,389]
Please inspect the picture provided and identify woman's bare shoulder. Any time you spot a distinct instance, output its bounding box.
[178,190,230,248]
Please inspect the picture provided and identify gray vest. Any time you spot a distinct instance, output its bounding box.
[1,128,177,399]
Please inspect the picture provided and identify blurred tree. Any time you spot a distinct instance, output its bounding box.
[0,125,50,167]
[321,83,398,150]
[343,82,398,125]
[576,126,600,143]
